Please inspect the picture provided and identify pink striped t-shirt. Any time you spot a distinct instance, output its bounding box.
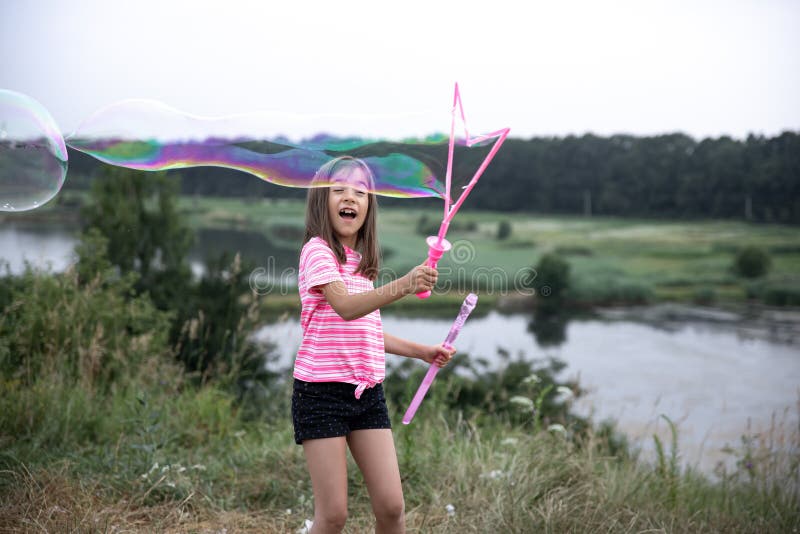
[293,236,385,398]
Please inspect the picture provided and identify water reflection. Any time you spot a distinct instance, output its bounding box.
[528,308,569,347]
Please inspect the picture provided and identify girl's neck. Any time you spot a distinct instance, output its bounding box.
[337,234,356,250]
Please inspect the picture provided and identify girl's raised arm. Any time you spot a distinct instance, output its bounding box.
[321,263,437,321]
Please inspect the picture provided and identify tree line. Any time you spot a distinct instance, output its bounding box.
[66,131,800,223]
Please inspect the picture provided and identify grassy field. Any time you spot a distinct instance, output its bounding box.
[178,196,800,307]
[2,371,797,533]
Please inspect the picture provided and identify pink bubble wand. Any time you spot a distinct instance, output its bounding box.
[402,293,478,424]
[416,84,510,299]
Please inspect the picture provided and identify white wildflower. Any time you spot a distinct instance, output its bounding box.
[548,424,567,435]
[167,481,176,488]
[556,386,574,400]
[285,508,292,515]
[191,464,207,471]
[234,430,246,439]
[161,465,170,473]
[445,503,456,517]
[523,373,541,385]
[481,469,504,480]
[501,437,518,446]
[149,462,159,473]
[509,396,534,409]
[297,519,313,534]
[177,466,187,473]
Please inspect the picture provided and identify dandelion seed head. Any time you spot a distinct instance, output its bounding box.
[445,503,456,517]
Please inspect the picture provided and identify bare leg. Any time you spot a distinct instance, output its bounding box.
[347,429,405,534]
[303,437,348,534]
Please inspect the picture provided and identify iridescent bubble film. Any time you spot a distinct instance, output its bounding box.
[64,99,503,200]
[0,90,68,211]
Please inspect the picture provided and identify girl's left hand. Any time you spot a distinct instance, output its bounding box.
[421,344,456,368]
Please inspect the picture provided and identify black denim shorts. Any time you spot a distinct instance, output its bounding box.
[292,379,391,445]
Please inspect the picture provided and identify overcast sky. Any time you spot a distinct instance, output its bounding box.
[1,0,798,141]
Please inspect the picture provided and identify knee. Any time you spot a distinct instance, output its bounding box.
[375,498,405,525]
[315,507,347,532]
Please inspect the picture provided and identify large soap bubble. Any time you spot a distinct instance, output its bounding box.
[0,90,68,211]
[1,88,505,210]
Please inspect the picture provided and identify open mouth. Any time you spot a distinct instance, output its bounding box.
[339,208,357,220]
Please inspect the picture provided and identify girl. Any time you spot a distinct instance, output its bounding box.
[293,156,455,534]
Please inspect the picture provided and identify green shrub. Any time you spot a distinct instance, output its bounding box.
[733,246,771,278]
[692,286,717,305]
[384,354,582,432]
[523,253,571,311]
[762,284,800,306]
[0,266,171,393]
[0,262,179,452]
[497,220,512,240]
[569,278,654,305]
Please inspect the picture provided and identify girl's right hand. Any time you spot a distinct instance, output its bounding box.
[404,263,438,295]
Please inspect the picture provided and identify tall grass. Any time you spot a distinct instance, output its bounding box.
[2,396,798,532]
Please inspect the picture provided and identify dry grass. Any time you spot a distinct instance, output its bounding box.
[3,414,797,534]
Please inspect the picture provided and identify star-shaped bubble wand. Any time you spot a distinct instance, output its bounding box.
[416,83,510,298]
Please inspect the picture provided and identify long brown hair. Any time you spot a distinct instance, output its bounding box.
[303,156,380,280]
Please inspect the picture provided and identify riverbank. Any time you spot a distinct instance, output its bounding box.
[596,301,800,345]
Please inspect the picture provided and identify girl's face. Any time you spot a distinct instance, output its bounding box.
[327,165,370,248]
